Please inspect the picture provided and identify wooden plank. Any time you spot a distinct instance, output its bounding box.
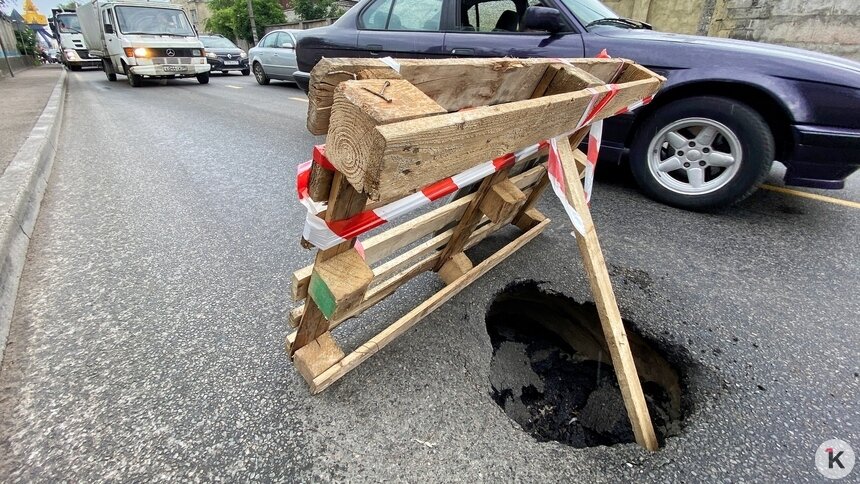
[434,168,511,271]
[338,78,660,202]
[327,79,447,194]
[554,136,659,451]
[479,178,526,224]
[308,218,551,394]
[437,252,473,285]
[290,164,547,301]
[513,173,549,230]
[307,58,562,135]
[514,207,548,232]
[293,332,345,383]
[308,248,373,320]
[291,172,368,355]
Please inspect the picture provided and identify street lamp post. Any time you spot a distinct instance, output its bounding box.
[246,0,258,45]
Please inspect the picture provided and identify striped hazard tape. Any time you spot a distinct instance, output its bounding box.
[297,60,653,249]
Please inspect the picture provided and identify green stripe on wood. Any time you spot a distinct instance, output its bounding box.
[309,272,338,320]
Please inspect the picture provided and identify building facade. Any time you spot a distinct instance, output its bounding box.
[602,0,860,61]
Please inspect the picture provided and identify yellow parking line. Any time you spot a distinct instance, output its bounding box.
[760,184,860,209]
[289,97,309,103]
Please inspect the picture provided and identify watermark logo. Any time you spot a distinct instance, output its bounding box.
[816,439,855,479]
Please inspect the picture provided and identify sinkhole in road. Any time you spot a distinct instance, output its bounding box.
[486,282,685,448]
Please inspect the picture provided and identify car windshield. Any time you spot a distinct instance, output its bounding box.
[555,0,622,26]
[200,36,237,48]
[56,14,81,34]
[115,6,195,36]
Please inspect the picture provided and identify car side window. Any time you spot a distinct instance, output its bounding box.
[360,0,443,31]
[260,33,276,48]
[462,0,521,32]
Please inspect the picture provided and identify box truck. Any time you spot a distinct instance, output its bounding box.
[78,0,210,86]
[50,8,101,71]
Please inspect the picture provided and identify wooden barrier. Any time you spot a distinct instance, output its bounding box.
[288,57,664,451]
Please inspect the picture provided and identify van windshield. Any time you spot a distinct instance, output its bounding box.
[115,6,195,36]
[56,14,81,34]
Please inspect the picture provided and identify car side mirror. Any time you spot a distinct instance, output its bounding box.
[523,6,563,34]
[281,42,294,49]
[104,24,114,34]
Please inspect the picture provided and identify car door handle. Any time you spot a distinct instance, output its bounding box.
[451,48,474,55]
[366,44,382,55]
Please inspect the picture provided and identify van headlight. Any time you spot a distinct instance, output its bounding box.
[64,49,80,60]
[133,47,149,57]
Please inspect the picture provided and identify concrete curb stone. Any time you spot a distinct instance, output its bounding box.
[0,69,67,366]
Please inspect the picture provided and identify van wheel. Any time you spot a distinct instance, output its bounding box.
[197,72,210,84]
[103,59,117,81]
[128,71,142,87]
[629,96,774,211]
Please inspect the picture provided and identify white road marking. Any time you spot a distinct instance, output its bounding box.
[226,85,242,89]
[289,97,309,103]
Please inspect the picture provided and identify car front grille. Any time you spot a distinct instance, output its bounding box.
[151,57,193,64]
[146,48,199,57]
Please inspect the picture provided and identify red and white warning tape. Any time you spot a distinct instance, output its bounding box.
[298,54,654,249]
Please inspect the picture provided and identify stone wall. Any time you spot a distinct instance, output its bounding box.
[604,0,860,61]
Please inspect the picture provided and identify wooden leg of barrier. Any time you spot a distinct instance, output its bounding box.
[293,332,345,384]
[290,172,368,356]
[513,174,549,230]
[554,136,659,451]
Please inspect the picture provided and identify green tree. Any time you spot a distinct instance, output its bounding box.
[206,0,285,44]
[15,27,38,57]
[291,0,343,21]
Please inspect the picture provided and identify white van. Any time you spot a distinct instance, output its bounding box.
[78,0,211,86]
[51,8,101,71]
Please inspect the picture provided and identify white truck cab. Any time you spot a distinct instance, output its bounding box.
[78,0,210,86]
[51,8,101,71]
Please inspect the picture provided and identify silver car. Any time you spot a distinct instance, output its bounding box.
[248,29,301,85]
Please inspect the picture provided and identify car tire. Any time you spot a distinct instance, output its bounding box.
[629,96,774,211]
[222,70,228,74]
[103,59,117,82]
[70,64,82,71]
[197,72,210,84]
[253,62,269,85]
[128,71,142,87]
[241,68,250,76]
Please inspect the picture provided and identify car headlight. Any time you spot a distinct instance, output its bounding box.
[206,52,218,59]
[64,49,80,60]
[240,51,247,58]
[133,47,149,57]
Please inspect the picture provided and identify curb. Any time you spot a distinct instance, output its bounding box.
[0,69,67,366]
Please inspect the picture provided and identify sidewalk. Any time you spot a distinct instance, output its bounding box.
[0,65,64,174]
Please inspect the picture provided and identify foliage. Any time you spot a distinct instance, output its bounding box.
[15,27,38,56]
[291,0,343,21]
[205,0,285,43]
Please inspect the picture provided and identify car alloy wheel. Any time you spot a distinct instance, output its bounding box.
[253,62,269,85]
[646,117,742,196]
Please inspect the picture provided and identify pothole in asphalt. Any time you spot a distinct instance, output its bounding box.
[486,282,685,448]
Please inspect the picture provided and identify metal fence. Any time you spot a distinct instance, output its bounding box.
[0,15,37,78]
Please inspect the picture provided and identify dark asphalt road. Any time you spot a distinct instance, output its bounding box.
[0,70,857,482]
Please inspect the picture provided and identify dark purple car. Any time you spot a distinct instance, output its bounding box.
[294,0,860,210]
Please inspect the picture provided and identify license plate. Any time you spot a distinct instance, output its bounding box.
[224,60,239,65]
[163,65,186,72]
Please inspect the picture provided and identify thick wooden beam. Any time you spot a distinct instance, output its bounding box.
[308,218,550,394]
[329,78,660,203]
[293,332,345,383]
[554,136,659,451]
[326,79,447,194]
